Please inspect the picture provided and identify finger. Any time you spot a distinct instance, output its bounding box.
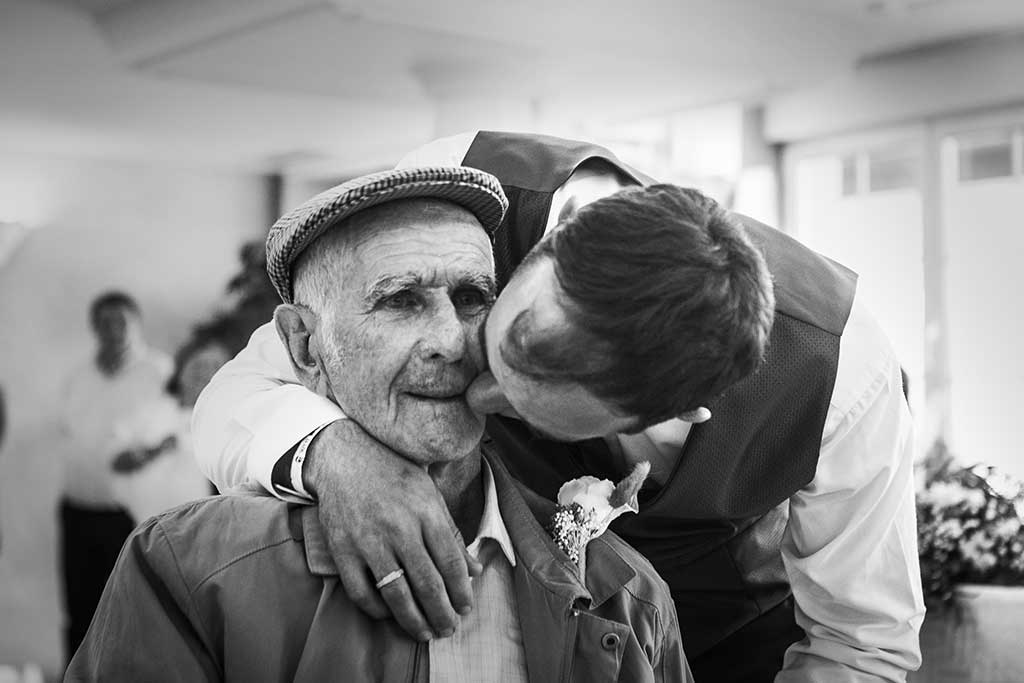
[399,541,460,636]
[449,516,482,578]
[373,564,434,642]
[423,513,479,617]
[335,554,389,620]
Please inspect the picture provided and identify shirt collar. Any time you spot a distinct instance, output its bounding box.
[466,458,516,567]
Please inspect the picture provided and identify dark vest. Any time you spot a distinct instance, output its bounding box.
[463,130,858,656]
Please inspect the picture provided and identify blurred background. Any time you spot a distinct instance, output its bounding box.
[1,0,1023,679]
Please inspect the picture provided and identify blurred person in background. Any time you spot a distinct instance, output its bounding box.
[194,132,923,682]
[109,334,226,521]
[58,291,172,665]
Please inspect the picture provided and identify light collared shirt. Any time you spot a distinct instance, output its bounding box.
[61,346,172,507]
[430,458,527,683]
[193,131,924,681]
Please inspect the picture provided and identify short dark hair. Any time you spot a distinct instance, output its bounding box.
[500,184,775,427]
[89,291,140,328]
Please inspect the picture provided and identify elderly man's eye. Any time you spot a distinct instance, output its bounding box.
[382,291,418,310]
[452,288,489,312]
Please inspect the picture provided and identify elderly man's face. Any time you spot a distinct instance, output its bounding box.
[311,200,495,466]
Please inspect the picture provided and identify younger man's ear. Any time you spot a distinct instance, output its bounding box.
[678,406,712,424]
[274,304,329,397]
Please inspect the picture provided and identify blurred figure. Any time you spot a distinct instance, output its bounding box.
[110,336,226,521]
[58,291,171,665]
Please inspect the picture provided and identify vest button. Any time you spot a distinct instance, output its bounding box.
[601,632,621,650]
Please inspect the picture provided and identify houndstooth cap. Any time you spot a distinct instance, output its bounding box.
[266,166,508,303]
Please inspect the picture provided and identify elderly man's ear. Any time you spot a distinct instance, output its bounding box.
[274,304,332,398]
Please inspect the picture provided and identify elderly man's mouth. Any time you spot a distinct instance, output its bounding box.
[404,390,468,404]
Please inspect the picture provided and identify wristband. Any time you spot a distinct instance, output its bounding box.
[277,421,333,501]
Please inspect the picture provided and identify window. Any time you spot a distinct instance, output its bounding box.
[838,144,919,195]
[868,148,920,192]
[955,129,1015,182]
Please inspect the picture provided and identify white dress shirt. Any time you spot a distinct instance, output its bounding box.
[192,131,924,681]
[110,396,212,522]
[430,458,528,683]
[61,346,172,508]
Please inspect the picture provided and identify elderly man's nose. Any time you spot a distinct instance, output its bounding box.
[420,304,469,361]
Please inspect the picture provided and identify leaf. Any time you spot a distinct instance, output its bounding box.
[609,461,651,509]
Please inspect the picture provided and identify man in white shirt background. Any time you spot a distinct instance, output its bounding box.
[58,291,172,665]
[193,131,925,681]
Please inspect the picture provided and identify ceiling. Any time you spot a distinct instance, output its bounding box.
[3,0,1024,174]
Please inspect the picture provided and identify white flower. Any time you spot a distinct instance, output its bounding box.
[921,482,969,509]
[976,552,998,572]
[962,532,997,571]
[994,518,1021,539]
[557,476,615,523]
[965,489,986,513]
[549,463,650,571]
[936,519,964,540]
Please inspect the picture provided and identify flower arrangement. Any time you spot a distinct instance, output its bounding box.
[917,443,1024,605]
[547,462,650,576]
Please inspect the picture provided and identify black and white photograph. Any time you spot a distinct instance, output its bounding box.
[1,1,1023,681]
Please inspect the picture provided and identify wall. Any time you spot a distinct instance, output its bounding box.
[936,119,1024,478]
[765,32,1024,144]
[0,153,267,676]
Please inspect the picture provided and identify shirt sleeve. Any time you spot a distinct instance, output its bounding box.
[190,321,346,497]
[393,131,478,168]
[64,520,220,682]
[777,298,926,682]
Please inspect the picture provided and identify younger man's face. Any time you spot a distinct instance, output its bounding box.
[479,255,639,441]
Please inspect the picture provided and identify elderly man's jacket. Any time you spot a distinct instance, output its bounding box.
[65,448,690,683]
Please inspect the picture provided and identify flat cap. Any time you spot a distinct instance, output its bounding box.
[266,166,508,303]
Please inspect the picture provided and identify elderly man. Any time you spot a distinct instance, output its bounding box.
[66,167,688,683]
[195,132,924,682]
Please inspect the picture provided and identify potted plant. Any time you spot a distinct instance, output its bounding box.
[910,441,1024,682]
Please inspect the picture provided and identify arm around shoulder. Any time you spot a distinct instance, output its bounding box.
[191,321,345,493]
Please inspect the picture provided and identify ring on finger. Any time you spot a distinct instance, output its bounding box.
[375,568,406,590]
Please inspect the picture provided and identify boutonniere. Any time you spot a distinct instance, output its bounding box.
[547,462,650,576]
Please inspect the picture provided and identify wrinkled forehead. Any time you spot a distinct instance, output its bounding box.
[321,200,496,294]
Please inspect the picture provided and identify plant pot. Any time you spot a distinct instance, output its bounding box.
[909,584,1024,682]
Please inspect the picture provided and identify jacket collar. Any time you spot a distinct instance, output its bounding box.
[483,441,636,609]
[296,442,637,609]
